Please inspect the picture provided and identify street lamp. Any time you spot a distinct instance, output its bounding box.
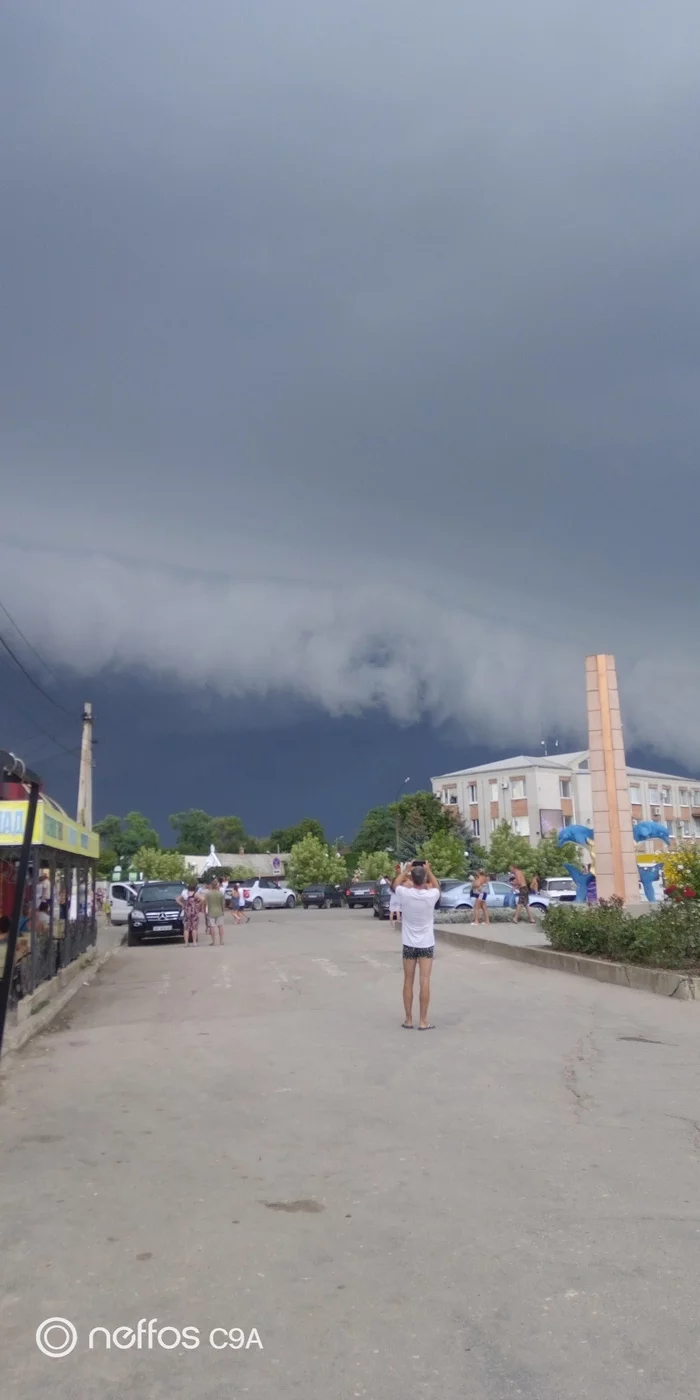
[394,777,411,857]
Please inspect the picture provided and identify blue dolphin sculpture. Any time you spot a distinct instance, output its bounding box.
[632,821,671,845]
[564,863,595,904]
[638,863,663,903]
[558,825,594,847]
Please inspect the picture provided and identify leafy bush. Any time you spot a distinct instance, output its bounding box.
[544,897,700,967]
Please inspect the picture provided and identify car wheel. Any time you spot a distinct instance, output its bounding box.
[302,903,309,909]
[347,902,355,909]
[456,903,469,910]
[286,895,296,908]
[127,927,142,946]
[530,902,546,912]
[252,897,264,911]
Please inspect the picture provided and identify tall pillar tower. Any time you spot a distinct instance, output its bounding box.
[77,702,93,830]
[585,656,639,903]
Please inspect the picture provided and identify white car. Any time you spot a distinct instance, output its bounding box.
[107,881,142,925]
[438,880,514,911]
[241,878,297,910]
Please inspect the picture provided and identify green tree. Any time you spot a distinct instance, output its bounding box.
[97,847,118,879]
[487,821,534,877]
[286,834,347,891]
[418,830,467,878]
[120,812,160,865]
[354,850,396,880]
[169,809,214,854]
[132,846,189,881]
[95,815,123,854]
[350,806,395,855]
[531,830,579,880]
[210,815,248,852]
[269,818,325,851]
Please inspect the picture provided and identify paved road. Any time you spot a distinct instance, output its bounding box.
[2,908,700,1400]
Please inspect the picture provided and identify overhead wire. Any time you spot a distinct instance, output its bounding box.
[0,628,74,718]
[0,595,60,683]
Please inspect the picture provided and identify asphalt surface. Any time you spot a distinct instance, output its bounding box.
[2,907,700,1400]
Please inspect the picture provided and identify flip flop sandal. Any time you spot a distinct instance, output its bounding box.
[401,1022,413,1029]
[417,1025,436,1031]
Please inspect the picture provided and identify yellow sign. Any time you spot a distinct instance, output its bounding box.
[0,801,99,859]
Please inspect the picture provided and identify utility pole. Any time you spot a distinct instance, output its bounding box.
[77,702,93,829]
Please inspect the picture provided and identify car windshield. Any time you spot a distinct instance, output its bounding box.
[440,880,462,890]
[137,884,185,904]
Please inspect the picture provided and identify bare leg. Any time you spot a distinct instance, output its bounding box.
[402,958,417,1026]
[418,957,433,1028]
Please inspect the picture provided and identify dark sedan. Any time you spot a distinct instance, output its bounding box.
[345,881,377,909]
[302,884,345,909]
[372,884,393,919]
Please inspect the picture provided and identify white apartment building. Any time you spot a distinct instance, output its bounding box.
[432,752,700,849]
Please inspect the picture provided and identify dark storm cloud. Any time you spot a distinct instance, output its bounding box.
[1,1,700,760]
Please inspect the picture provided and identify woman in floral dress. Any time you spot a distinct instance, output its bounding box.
[178,883,203,945]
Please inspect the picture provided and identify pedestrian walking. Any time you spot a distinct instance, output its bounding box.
[204,877,226,945]
[510,865,534,924]
[237,881,250,923]
[389,877,401,926]
[393,860,440,1030]
[471,869,490,925]
[178,882,203,945]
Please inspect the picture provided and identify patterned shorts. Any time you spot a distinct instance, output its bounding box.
[402,946,434,960]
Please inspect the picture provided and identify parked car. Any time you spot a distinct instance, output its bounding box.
[437,880,514,911]
[345,881,377,909]
[373,884,393,919]
[241,878,297,910]
[302,884,345,909]
[108,881,141,925]
[536,877,577,902]
[127,881,186,945]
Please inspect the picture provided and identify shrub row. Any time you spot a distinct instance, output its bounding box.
[543,898,700,968]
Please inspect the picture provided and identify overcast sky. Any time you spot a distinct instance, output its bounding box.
[2,1,700,824]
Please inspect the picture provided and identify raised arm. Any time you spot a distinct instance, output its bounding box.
[424,861,440,890]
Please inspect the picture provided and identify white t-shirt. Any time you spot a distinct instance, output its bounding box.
[395,885,439,948]
[389,891,401,913]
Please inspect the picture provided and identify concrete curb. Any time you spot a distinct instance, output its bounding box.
[2,931,127,1057]
[434,925,700,1001]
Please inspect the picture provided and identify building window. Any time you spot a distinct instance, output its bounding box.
[693,790,700,809]
[490,816,499,833]
[563,814,573,827]
[449,794,458,805]
[682,820,691,838]
[510,777,525,800]
[629,783,641,805]
[471,818,480,838]
[512,816,530,837]
[661,785,672,806]
[559,779,571,799]
[679,788,689,807]
[468,783,477,803]
[489,780,498,803]
[648,787,660,806]
[694,817,700,837]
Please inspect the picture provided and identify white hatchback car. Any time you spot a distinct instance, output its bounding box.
[241,878,297,910]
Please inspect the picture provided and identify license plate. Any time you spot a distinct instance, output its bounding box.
[153,923,172,931]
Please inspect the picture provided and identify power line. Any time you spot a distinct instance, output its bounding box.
[0,596,59,683]
[0,627,74,719]
[0,662,79,759]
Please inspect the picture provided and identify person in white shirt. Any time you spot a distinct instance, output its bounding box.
[389,878,401,925]
[393,860,440,1029]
